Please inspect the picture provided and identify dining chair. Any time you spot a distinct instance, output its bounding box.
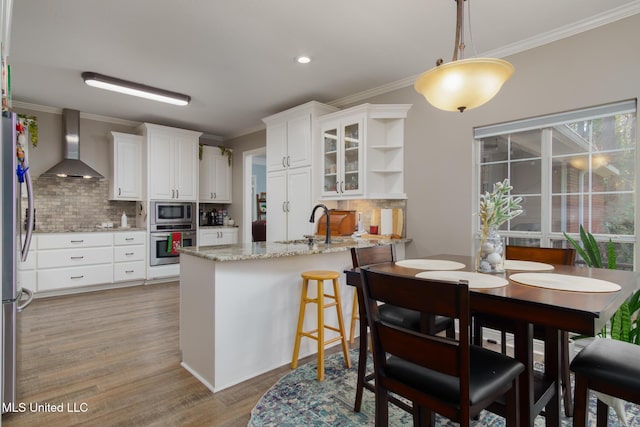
[349,245,455,413]
[360,267,524,427]
[473,245,577,417]
[570,337,640,426]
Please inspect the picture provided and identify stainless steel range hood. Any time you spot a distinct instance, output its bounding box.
[42,109,104,179]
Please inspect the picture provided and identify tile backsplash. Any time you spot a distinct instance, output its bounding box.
[28,175,138,232]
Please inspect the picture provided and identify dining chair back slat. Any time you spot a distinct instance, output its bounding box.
[505,245,576,265]
[351,244,395,268]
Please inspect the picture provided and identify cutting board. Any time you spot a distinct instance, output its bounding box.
[371,208,403,238]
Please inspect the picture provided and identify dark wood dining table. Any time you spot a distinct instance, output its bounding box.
[344,254,639,427]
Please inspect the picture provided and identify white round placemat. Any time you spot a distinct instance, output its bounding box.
[509,273,621,293]
[504,260,554,271]
[395,259,465,270]
[415,270,508,289]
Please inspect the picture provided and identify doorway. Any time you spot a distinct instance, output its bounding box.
[242,147,266,243]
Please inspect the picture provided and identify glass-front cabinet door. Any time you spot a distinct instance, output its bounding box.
[321,116,363,198]
[322,126,339,194]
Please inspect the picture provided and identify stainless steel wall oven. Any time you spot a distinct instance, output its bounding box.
[149,201,196,266]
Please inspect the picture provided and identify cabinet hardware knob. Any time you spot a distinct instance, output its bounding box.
[125,252,134,256]
[125,237,134,241]
[286,156,290,167]
[172,189,175,198]
[125,270,134,273]
[213,192,216,199]
[70,240,84,243]
[282,157,287,168]
[118,188,122,195]
[70,256,84,260]
[176,189,179,198]
[70,275,84,279]
[282,201,287,212]
[210,192,213,199]
[286,201,290,212]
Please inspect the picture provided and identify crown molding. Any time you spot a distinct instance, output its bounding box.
[330,2,640,108]
[12,100,140,127]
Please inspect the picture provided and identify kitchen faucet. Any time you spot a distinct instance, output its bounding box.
[309,204,331,244]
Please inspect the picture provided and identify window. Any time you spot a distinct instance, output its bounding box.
[474,100,637,269]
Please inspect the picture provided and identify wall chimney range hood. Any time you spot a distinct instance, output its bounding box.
[42,109,103,179]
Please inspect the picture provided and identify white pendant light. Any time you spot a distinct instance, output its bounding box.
[82,72,191,106]
[414,0,514,112]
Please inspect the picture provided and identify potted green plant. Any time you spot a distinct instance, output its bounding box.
[564,225,639,424]
[563,225,640,343]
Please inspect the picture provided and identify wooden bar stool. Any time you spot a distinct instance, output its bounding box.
[291,270,351,381]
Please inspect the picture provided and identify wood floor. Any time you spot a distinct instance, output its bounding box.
[2,282,348,426]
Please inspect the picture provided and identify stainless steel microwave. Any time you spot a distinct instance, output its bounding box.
[150,201,196,231]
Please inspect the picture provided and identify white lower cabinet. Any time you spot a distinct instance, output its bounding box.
[35,231,146,293]
[113,231,146,282]
[198,228,238,246]
[37,264,114,292]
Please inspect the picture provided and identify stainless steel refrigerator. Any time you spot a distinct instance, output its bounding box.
[1,111,34,413]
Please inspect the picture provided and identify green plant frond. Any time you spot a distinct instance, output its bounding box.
[628,289,640,313]
[563,232,592,267]
[611,308,622,340]
[606,240,617,269]
[586,232,602,268]
[578,226,597,267]
[620,303,631,342]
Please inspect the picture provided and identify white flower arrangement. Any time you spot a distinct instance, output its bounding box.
[476,179,523,273]
[479,178,523,238]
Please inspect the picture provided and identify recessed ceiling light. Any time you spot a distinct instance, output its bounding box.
[296,56,311,64]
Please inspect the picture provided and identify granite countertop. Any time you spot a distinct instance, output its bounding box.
[178,237,411,262]
[34,227,146,233]
[198,225,240,230]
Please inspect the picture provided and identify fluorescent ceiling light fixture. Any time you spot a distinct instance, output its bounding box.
[414,0,513,112]
[296,56,311,64]
[82,72,191,106]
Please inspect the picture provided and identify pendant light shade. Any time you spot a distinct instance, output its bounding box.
[414,58,514,112]
[414,0,514,112]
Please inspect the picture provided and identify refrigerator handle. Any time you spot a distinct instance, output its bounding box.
[17,288,34,312]
[20,163,34,262]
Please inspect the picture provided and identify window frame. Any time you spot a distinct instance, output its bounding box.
[472,100,638,269]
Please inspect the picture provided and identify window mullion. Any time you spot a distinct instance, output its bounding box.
[540,128,552,247]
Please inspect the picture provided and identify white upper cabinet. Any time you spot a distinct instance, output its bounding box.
[263,101,338,173]
[263,101,338,241]
[319,114,364,198]
[199,145,232,203]
[108,132,143,201]
[317,104,412,200]
[140,123,202,201]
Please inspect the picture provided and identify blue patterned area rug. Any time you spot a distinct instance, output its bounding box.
[249,349,640,426]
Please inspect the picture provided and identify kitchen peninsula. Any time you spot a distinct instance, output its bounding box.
[177,237,408,393]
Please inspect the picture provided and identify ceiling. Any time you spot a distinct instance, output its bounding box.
[8,0,640,141]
